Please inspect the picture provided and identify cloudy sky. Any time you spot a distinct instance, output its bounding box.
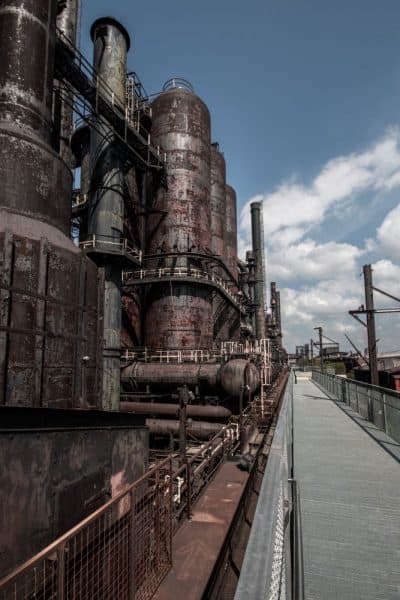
[81,0,400,352]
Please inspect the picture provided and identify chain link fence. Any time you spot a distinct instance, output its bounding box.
[0,458,172,600]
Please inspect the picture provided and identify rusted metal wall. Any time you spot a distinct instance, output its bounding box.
[225,184,238,284]
[0,231,101,408]
[0,408,148,578]
[144,83,213,350]
[0,0,102,410]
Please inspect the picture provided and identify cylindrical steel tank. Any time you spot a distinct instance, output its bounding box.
[210,143,226,263]
[121,358,259,398]
[225,184,238,283]
[251,201,266,339]
[0,0,72,234]
[144,79,213,350]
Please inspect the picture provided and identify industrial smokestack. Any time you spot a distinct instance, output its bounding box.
[88,17,131,410]
[250,202,266,339]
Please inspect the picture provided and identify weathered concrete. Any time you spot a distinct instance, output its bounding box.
[294,377,400,600]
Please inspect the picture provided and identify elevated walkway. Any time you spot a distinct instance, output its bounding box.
[294,375,400,599]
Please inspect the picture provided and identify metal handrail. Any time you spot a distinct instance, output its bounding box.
[123,267,243,306]
[312,369,400,443]
[235,372,305,600]
[80,234,142,262]
[0,457,173,598]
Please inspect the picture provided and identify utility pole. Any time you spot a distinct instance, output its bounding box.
[313,327,324,371]
[310,339,314,367]
[363,265,379,386]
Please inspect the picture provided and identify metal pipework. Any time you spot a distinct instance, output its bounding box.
[88,17,130,410]
[210,143,227,265]
[225,184,238,282]
[120,402,231,419]
[55,0,79,166]
[146,419,224,439]
[121,359,260,398]
[251,201,266,339]
[0,0,72,234]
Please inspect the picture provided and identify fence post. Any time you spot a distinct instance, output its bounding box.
[367,387,373,422]
[382,393,388,435]
[129,489,136,600]
[57,542,66,600]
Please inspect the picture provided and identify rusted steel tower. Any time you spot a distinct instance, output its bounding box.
[0,0,101,409]
[144,79,213,350]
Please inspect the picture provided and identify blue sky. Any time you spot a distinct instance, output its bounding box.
[80,1,400,352]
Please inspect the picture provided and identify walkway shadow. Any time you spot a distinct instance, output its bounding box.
[336,402,400,464]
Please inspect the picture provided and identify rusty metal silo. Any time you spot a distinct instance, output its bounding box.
[0,0,101,409]
[144,79,213,350]
[225,184,238,283]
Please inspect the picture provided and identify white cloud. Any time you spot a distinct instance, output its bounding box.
[239,128,400,352]
[239,128,400,259]
[377,203,400,258]
[267,239,363,282]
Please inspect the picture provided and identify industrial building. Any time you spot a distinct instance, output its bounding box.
[0,1,287,598]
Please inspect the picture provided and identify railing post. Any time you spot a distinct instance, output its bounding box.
[129,489,136,600]
[186,460,192,520]
[57,542,66,600]
[382,392,388,435]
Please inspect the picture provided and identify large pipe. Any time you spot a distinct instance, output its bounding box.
[55,0,79,166]
[225,184,238,282]
[210,143,227,266]
[146,419,223,439]
[251,202,266,339]
[88,17,130,411]
[120,402,231,419]
[121,359,260,398]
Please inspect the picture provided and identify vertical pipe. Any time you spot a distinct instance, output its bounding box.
[89,17,130,410]
[363,264,379,386]
[210,143,227,267]
[55,0,79,166]
[250,202,266,339]
[276,290,282,347]
[318,327,324,371]
[225,184,238,282]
